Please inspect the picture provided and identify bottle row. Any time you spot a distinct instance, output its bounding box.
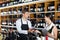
[0,1,60,11]
[1,6,60,16]
[0,0,40,7]
[1,19,60,29]
[1,13,55,19]
[0,13,56,26]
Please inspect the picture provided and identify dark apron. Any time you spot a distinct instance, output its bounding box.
[18,19,29,40]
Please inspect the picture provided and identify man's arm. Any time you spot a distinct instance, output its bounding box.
[28,21,35,33]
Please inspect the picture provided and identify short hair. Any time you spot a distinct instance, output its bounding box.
[9,27,13,30]
[21,10,29,17]
[45,13,54,21]
[45,13,51,18]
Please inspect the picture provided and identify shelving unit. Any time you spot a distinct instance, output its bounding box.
[0,0,60,31]
[0,0,60,40]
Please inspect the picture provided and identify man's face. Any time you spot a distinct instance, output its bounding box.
[23,12,30,19]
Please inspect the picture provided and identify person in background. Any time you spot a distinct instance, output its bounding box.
[0,32,3,40]
[7,28,16,40]
[42,14,58,40]
[0,27,3,40]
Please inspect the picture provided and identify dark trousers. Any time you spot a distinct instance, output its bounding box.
[18,34,29,40]
[28,32,37,40]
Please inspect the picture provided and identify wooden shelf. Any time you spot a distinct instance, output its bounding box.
[0,0,57,10]
[1,11,59,16]
[0,0,60,31]
[1,25,16,28]
[56,11,60,12]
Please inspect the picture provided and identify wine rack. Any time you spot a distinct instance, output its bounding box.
[0,0,60,32]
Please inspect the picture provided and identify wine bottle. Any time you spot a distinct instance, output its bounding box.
[2,21,7,25]
[37,3,44,12]
[30,4,36,12]
[8,20,12,26]
[6,20,8,25]
[19,0,22,3]
[58,4,60,11]
[13,9,16,14]
[30,19,36,26]
[9,15,12,19]
[14,22,16,26]
[21,0,24,3]
[30,7,36,12]
[37,13,45,18]
[48,2,55,11]
[13,15,17,18]
[18,15,22,18]
[30,7,34,12]
[9,1,14,6]
[2,3,5,7]
[37,7,44,12]
[55,20,60,29]
[18,8,22,14]
[24,6,29,11]
[10,0,14,5]
[6,2,9,6]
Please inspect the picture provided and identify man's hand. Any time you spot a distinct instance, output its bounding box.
[28,29,34,33]
[35,30,41,34]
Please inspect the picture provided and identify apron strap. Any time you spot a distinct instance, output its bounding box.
[21,19,28,24]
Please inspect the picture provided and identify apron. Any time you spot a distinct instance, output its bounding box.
[18,19,29,40]
[42,23,54,40]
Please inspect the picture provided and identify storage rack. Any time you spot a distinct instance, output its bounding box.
[0,0,60,32]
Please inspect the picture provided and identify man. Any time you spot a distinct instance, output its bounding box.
[16,11,33,40]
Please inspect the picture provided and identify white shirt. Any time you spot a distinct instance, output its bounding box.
[16,18,32,34]
[42,22,55,40]
[44,22,55,31]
